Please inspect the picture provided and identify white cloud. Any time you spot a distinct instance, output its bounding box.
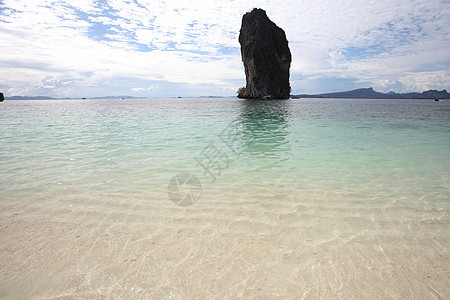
[131,87,153,92]
[374,71,450,93]
[0,0,448,96]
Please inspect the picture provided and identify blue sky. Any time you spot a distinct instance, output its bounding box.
[0,0,449,98]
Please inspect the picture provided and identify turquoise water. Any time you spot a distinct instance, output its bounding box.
[1,98,449,228]
[0,98,449,298]
[1,98,449,209]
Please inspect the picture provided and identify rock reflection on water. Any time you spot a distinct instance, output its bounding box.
[236,99,292,161]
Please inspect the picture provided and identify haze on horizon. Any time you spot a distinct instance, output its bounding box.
[0,0,449,98]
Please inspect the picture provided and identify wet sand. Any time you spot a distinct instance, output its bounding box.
[1,213,448,299]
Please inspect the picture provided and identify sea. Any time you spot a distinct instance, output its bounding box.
[0,98,449,298]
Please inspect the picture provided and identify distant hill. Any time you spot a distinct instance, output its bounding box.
[4,89,449,100]
[7,96,56,100]
[4,95,144,100]
[292,87,450,99]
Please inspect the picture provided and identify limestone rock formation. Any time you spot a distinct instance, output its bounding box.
[238,8,291,99]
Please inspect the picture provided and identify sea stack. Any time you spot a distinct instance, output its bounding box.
[0,93,4,102]
[238,8,291,99]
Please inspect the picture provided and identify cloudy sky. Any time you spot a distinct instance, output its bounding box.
[0,0,449,98]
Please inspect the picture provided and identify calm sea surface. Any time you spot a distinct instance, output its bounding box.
[1,98,449,298]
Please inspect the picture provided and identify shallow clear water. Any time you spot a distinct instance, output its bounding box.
[1,98,449,298]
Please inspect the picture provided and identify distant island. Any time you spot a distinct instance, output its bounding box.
[3,95,229,100]
[3,88,449,100]
[4,95,145,100]
[292,87,450,99]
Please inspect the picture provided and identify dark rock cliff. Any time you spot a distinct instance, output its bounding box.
[238,8,291,99]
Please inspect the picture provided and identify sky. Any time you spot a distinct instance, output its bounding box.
[0,0,449,98]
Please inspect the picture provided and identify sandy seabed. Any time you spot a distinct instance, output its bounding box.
[1,213,449,299]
